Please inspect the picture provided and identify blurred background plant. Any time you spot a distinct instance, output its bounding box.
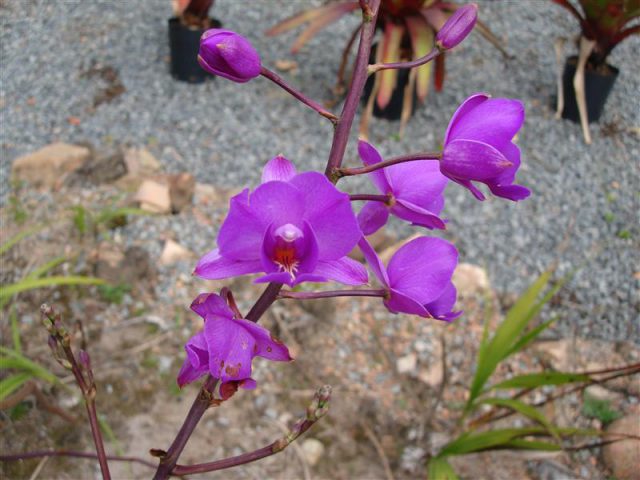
[172,0,214,28]
[268,0,508,136]
[425,268,640,477]
[552,0,639,143]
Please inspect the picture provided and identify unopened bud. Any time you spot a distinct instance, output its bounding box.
[78,350,91,369]
[198,29,261,83]
[435,3,478,50]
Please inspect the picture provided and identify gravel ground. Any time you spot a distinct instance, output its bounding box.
[1,1,638,342]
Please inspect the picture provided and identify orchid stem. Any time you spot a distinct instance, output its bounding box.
[349,193,391,203]
[260,67,338,124]
[337,151,441,178]
[279,289,387,300]
[171,386,331,476]
[325,0,381,180]
[368,47,441,74]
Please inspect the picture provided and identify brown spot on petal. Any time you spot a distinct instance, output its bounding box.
[270,334,284,345]
[253,344,259,354]
[224,364,240,377]
[266,346,272,353]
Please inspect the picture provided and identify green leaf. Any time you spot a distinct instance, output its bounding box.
[0,225,44,256]
[467,270,555,408]
[94,207,149,227]
[494,439,562,451]
[0,350,58,384]
[10,305,21,353]
[70,205,88,235]
[427,457,460,480]
[505,316,558,358]
[440,427,547,456]
[582,393,622,425]
[0,373,31,401]
[489,372,591,390]
[26,256,67,280]
[479,398,559,439]
[0,276,106,299]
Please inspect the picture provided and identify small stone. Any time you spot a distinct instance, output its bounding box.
[135,179,171,213]
[66,146,127,185]
[301,438,324,467]
[124,147,162,175]
[584,385,622,403]
[159,239,193,265]
[275,59,298,72]
[603,414,640,480]
[452,263,490,297]
[396,353,417,374]
[168,173,195,213]
[12,142,90,188]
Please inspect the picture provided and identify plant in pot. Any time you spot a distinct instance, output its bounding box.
[267,0,508,136]
[551,0,639,144]
[169,0,221,83]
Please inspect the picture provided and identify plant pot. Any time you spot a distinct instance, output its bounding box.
[561,56,619,123]
[168,17,221,83]
[362,44,418,121]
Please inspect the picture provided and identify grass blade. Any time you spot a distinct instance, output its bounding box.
[0,276,106,299]
[489,372,591,390]
[427,457,459,479]
[0,372,31,401]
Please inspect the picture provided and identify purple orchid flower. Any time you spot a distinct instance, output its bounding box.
[436,3,478,51]
[177,293,292,389]
[441,93,531,201]
[358,237,462,321]
[357,140,448,236]
[195,155,367,287]
[198,29,261,83]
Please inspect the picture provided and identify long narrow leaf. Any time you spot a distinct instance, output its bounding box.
[501,439,562,451]
[0,225,44,256]
[0,373,31,401]
[0,276,106,299]
[489,372,591,390]
[479,398,559,439]
[440,427,546,456]
[0,350,58,384]
[405,15,434,102]
[290,2,359,53]
[266,4,340,36]
[94,207,150,226]
[467,270,554,406]
[10,305,21,353]
[506,317,558,358]
[26,256,68,280]
[376,22,404,109]
[427,457,459,479]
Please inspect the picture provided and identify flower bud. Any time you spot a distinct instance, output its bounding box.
[435,3,478,50]
[198,29,261,83]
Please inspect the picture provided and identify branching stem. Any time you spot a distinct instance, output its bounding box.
[337,152,441,178]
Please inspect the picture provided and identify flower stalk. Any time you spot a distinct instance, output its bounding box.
[260,66,338,124]
[337,151,442,178]
[367,47,441,74]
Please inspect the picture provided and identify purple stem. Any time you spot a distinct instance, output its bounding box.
[260,67,338,124]
[325,0,382,180]
[369,47,441,73]
[0,450,156,470]
[279,289,388,300]
[338,151,441,178]
[349,193,390,203]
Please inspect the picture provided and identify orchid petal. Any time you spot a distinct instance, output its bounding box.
[190,293,235,320]
[444,92,489,144]
[357,237,390,287]
[442,139,513,181]
[218,189,265,260]
[314,257,369,286]
[392,199,446,230]
[358,201,390,236]
[235,318,293,361]
[194,248,264,280]
[385,288,430,317]
[357,140,391,193]
[205,317,255,383]
[261,155,297,183]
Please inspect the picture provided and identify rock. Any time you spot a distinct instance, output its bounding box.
[168,173,195,213]
[584,385,622,403]
[534,340,571,371]
[94,244,155,288]
[66,146,127,186]
[117,148,163,190]
[603,414,640,480]
[135,179,171,213]
[301,438,324,467]
[453,263,490,297]
[159,239,193,265]
[11,142,90,188]
[396,353,417,374]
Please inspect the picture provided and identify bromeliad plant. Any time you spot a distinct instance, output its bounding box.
[552,0,640,143]
[267,0,508,135]
[2,2,544,478]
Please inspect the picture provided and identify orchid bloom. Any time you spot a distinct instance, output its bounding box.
[195,156,367,287]
[199,29,261,83]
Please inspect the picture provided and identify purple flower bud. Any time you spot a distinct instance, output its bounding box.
[435,3,478,50]
[198,29,261,83]
[78,350,91,369]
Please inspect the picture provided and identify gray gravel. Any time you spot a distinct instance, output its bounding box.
[1,1,638,342]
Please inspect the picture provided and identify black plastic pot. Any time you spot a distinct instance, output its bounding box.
[362,44,418,121]
[561,56,619,123]
[168,17,221,83]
